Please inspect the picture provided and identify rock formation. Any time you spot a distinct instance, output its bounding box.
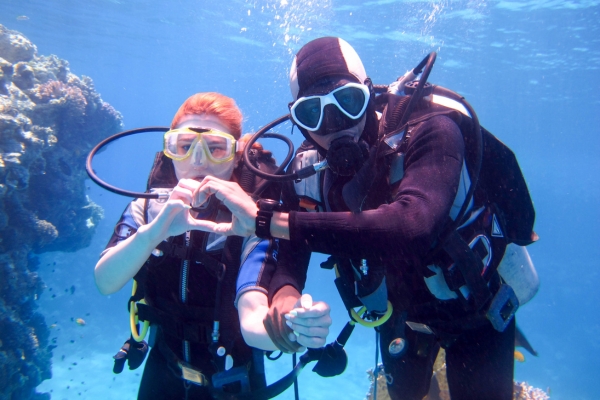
[0,24,122,400]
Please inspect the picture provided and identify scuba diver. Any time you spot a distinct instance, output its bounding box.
[187,38,538,400]
[93,92,332,400]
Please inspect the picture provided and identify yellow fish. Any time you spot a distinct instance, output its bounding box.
[514,350,525,362]
[75,318,86,326]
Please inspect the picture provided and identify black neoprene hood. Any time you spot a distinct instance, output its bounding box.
[290,37,368,100]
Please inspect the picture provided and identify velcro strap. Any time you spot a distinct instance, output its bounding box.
[442,266,466,292]
[334,277,363,311]
[137,303,211,344]
[157,241,189,259]
[191,250,225,278]
[156,241,224,278]
[443,231,492,310]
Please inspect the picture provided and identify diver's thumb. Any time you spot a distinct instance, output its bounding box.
[291,293,312,311]
[299,293,313,310]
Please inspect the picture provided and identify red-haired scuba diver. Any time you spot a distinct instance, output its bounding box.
[94,92,332,400]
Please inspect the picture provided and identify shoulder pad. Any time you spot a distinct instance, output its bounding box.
[291,149,322,206]
[426,94,470,116]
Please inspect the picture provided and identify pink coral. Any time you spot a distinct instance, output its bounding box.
[30,80,88,129]
[33,80,86,107]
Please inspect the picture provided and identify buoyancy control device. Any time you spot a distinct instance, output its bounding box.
[103,152,266,395]
[379,81,539,332]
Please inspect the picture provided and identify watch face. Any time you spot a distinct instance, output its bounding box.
[258,199,281,211]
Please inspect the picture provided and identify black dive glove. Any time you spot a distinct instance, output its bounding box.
[113,337,149,374]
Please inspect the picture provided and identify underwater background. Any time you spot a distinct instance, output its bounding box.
[0,0,598,399]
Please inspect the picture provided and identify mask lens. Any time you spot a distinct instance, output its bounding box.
[333,86,366,116]
[201,133,234,162]
[163,128,235,163]
[164,130,197,160]
[293,97,322,130]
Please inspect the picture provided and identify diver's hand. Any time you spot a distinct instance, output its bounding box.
[264,286,304,353]
[148,179,211,239]
[191,176,257,237]
[285,294,332,349]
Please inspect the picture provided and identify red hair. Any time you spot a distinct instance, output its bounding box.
[170,92,243,139]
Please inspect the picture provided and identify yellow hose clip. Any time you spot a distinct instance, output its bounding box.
[350,301,393,328]
[129,280,150,342]
[334,264,393,328]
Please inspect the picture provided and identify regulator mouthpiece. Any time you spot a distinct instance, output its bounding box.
[326,137,369,176]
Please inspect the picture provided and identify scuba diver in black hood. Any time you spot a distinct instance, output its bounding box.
[93,92,332,400]
[188,38,539,400]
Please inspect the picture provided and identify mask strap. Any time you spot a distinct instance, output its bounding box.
[235,139,244,154]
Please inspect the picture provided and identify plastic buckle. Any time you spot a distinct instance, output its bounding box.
[486,284,519,332]
[405,321,434,335]
[212,365,251,392]
[180,364,208,386]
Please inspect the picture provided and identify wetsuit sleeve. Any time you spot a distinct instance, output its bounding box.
[262,177,311,303]
[234,235,279,308]
[266,237,310,303]
[99,198,145,258]
[288,115,465,266]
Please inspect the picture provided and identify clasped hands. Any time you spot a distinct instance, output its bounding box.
[157,177,331,352]
[177,177,258,237]
[149,177,257,239]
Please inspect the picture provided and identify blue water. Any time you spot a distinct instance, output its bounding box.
[1,0,599,398]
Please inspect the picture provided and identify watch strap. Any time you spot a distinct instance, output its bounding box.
[255,209,273,239]
[255,200,281,239]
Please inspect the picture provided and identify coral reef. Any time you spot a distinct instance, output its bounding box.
[365,364,391,400]
[513,382,550,400]
[0,24,122,400]
[365,349,550,400]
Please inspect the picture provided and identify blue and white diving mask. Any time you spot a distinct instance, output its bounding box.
[290,82,370,134]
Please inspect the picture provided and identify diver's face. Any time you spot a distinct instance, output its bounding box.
[171,114,238,181]
[300,76,366,150]
[307,116,365,150]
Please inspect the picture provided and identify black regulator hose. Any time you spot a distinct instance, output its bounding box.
[86,125,297,198]
[242,115,300,182]
[246,129,295,191]
[372,84,389,94]
[86,127,169,199]
[398,51,437,128]
[393,51,482,227]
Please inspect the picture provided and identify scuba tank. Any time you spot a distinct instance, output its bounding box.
[497,243,539,306]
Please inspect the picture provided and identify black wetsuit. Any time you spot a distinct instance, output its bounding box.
[271,114,515,400]
[105,202,275,400]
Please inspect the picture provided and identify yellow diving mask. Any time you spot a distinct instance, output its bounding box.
[163,127,237,164]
